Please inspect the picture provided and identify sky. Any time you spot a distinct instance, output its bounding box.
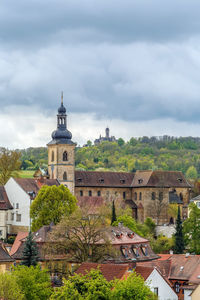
[1,1,200,148]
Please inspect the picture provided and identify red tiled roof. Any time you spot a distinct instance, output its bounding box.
[137,260,171,279]
[76,262,129,281]
[75,171,134,188]
[10,232,28,256]
[135,266,154,280]
[132,170,191,188]
[77,196,105,214]
[0,186,13,210]
[14,178,59,194]
[0,242,14,262]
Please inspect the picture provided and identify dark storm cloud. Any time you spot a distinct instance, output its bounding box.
[1,0,200,126]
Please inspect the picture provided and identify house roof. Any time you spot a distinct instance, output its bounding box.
[75,171,134,188]
[0,186,13,210]
[190,194,200,202]
[10,232,28,256]
[14,178,59,195]
[76,262,129,281]
[135,266,154,280]
[0,242,14,262]
[77,196,105,215]
[131,170,191,188]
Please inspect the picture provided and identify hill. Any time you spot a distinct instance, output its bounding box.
[18,136,200,180]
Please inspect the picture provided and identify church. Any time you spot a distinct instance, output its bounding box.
[0,97,191,236]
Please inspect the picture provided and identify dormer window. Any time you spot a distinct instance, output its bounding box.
[99,178,104,183]
[138,179,143,184]
[77,178,82,182]
[127,232,134,239]
[141,245,148,256]
[178,178,183,183]
[120,179,126,184]
[132,247,139,257]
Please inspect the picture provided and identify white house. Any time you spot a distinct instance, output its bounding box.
[136,266,178,300]
[0,186,13,239]
[5,177,59,233]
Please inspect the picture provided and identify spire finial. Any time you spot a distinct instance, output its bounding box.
[61,91,63,104]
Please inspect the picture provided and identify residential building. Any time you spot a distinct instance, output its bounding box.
[0,186,13,239]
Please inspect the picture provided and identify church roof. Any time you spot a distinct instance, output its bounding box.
[75,171,134,188]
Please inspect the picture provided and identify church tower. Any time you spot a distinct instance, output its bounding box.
[47,94,76,194]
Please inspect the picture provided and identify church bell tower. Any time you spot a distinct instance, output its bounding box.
[47,93,76,194]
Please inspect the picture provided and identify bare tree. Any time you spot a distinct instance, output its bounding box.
[147,189,168,225]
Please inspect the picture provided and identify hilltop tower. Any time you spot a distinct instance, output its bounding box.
[47,94,76,194]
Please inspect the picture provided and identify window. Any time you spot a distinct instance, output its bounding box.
[120,179,125,184]
[97,191,101,197]
[132,247,139,257]
[89,191,92,197]
[63,151,68,161]
[154,288,158,296]
[16,214,21,222]
[51,151,54,162]
[175,282,180,293]
[16,203,19,209]
[152,192,156,200]
[99,178,104,183]
[141,245,148,256]
[180,193,183,202]
[138,179,143,184]
[159,192,163,201]
[123,192,126,199]
[80,190,83,197]
[77,178,82,182]
[197,201,200,208]
[11,213,14,221]
[63,172,67,180]
[139,192,142,200]
[134,192,137,201]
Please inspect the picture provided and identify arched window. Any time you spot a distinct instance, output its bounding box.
[152,192,155,200]
[51,151,54,162]
[63,151,68,161]
[63,172,67,180]
[134,192,137,201]
[180,193,183,202]
[139,192,142,200]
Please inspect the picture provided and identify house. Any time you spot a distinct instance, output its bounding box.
[0,241,14,272]
[0,186,13,239]
[4,177,59,233]
[76,262,178,300]
[137,254,200,300]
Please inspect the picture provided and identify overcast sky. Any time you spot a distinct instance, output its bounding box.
[1,0,200,148]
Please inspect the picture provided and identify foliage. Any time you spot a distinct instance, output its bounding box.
[151,235,174,254]
[0,272,24,300]
[111,200,117,225]
[186,166,198,180]
[30,184,77,231]
[46,208,114,264]
[51,269,112,300]
[0,148,21,184]
[183,203,200,254]
[13,265,52,300]
[111,272,157,300]
[21,231,39,267]
[174,206,184,254]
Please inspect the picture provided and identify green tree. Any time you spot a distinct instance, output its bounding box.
[21,231,38,267]
[0,272,24,300]
[30,184,77,231]
[111,200,117,225]
[51,269,112,300]
[183,203,200,254]
[174,206,184,254]
[111,272,157,300]
[151,235,174,254]
[13,265,52,300]
[117,138,125,146]
[186,166,198,180]
[0,148,21,184]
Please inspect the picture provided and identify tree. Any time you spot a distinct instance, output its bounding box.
[51,269,112,300]
[13,265,52,300]
[183,203,200,254]
[46,209,113,264]
[0,272,24,300]
[111,272,157,300]
[147,189,168,225]
[30,184,77,231]
[21,231,39,267]
[174,206,184,254]
[151,235,174,254]
[0,148,21,184]
[186,166,198,180]
[111,200,117,225]
[117,138,125,146]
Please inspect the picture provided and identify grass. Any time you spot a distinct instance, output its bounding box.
[19,170,35,178]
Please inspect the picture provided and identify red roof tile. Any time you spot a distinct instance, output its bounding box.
[0,186,13,210]
[76,262,129,281]
[10,232,28,256]
[135,266,154,280]
[14,178,59,194]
